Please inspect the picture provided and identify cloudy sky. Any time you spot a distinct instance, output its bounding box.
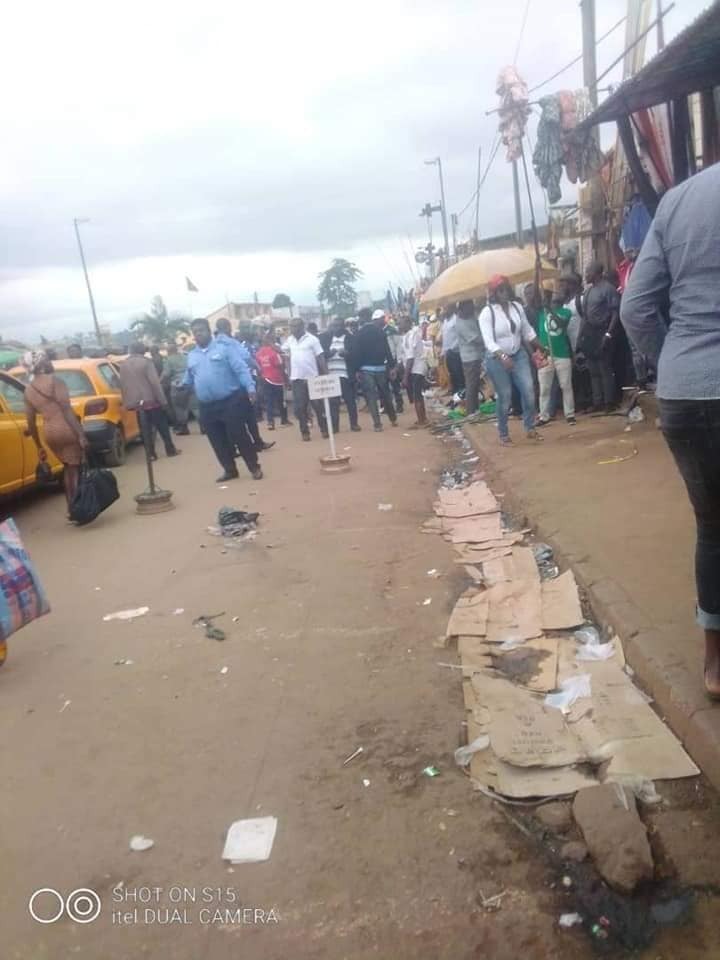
[0,0,708,341]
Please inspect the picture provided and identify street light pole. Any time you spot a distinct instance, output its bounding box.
[73,218,103,345]
[424,157,450,264]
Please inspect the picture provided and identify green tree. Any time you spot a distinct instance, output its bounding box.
[317,259,362,319]
[131,295,190,341]
[272,293,294,311]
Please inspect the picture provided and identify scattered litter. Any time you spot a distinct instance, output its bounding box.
[113,658,134,666]
[402,432,412,438]
[498,634,526,651]
[342,746,363,765]
[427,568,440,578]
[208,507,260,539]
[422,766,441,777]
[422,598,432,606]
[422,467,429,473]
[478,889,506,911]
[362,778,371,787]
[532,544,554,563]
[59,699,71,713]
[611,774,662,805]
[193,612,227,641]
[103,606,149,622]
[561,875,573,888]
[129,835,154,852]
[454,735,490,767]
[628,406,645,423]
[220,666,229,675]
[343,446,351,451]
[219,485,228,490]
[173,608,184,616]
[597,447,638,465]
[439,468,471,490]
[558,912,583,929]
[463,456,480,464]
[576,642,615,661]
[221,816,277,864]
[545,674,592,712]
[575,625,601,646]
[94,586,101,591]
[232,616,240,623]
[377,503,393,511]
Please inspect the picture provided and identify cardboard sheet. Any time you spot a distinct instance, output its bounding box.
[446,591,489,637]
[483,547,539,587]
[448,514,504,544]
[541,570,584,630]
[435,482,499,518]
[458,634,494,667]
[489,637,560,693]
[485,579,543,644]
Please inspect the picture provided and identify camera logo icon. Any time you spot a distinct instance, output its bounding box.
[29,888,102,924]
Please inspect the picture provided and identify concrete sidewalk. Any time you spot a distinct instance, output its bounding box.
[464,410,720,791]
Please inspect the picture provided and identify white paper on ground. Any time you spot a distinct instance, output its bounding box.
[454,735,490,766]
[222,816,278,863]
[103,607,150,622]
[545,674,592,712]
[576,642,615,661]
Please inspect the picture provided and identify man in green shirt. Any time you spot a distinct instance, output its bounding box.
[165,342,192,434]
[537,284,576,425]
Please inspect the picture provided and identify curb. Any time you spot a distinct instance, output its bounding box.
[463,427,720,792]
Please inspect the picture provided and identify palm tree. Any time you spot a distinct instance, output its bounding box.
[317,259,362,319]
[131,296,190,341]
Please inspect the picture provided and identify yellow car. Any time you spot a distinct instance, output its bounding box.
[9,358,142,467]
[0,371,64,497]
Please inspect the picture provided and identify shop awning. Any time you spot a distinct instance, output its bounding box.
[577,0,720,128]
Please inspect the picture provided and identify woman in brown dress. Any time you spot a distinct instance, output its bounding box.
[24,351,87,509]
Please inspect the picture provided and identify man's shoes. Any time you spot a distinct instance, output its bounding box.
[390,420,399,427]
[321,431,329,439]
[261,441,276,450]
[281,420,293,427]
[167,448,182,457]
[526,429,544,442]
[216,471,239,483]
[374,425,383,433]
[302,432,311,442]
[566,416,577,425]
[267,423,276,431]
[535,417,551,427]
[174,427,190,436]
[149,453,158,462]
[351,425,362,432]
[251,467,264,480]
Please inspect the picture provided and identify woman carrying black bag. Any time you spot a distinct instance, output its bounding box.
[69,464,120,526]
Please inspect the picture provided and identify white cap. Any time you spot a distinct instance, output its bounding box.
[371,308,385,320]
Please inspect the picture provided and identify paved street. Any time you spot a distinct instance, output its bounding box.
[3,408,720,960]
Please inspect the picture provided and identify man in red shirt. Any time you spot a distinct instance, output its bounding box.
[255,332,291,430]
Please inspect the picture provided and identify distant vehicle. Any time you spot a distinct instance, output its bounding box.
[0,371,64,498]
[9,358,142,467]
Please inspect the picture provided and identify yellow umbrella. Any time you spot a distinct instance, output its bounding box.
[419,246,557,311]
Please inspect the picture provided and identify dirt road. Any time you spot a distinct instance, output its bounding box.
[2,408,719,959]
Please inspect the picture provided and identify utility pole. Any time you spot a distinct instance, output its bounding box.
[73,218,103,345]
[473,145,482,249]
[581,0,608,267]
[450,213,458,260]
[512,159,524,247]
[419,202,441,279]
[424,157,450,264]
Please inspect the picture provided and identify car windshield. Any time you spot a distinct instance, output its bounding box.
[54,370,96,397]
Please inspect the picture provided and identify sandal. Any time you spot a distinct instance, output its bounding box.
[499,436,512,446]
[526,429,544,442]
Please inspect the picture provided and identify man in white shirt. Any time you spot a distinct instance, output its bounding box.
[440,308,465,396]
[399,316,428,427]
[319,317,361,432]
[283,317,329,441]
[479,274,545,444]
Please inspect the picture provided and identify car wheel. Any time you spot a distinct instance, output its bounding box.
[104,425,126,467]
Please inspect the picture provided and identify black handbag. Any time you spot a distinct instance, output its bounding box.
[68,466,120,526]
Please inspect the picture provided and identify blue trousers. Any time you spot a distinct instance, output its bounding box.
[485,348,537,439]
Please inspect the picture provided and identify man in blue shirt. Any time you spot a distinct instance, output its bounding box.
[214,317,274,452]
[184,318,263,482]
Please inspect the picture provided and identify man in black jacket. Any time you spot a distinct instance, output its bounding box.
[319,318,361,432]
[352,308,398,431]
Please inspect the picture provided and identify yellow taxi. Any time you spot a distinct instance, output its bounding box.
[0,371,64,497]
[8,358,141,468]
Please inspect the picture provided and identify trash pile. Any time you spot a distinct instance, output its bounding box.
[427,478,698,801]
[207,507,259,540]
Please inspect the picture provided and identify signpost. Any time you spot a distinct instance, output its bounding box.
[308,374,351,473]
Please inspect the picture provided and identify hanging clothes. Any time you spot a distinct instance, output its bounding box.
[496,65,531,162]
[533,94,564,203]
[621,195,652,252]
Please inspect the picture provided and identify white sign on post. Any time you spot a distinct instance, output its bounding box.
[308,374,342,461]
[308,374,342,401]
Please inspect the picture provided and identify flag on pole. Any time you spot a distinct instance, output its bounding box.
[185,276,198,292]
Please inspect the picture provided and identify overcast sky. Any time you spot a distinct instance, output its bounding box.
[0,0,709,341]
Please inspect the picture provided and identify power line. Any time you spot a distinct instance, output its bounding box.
[513,0,533,65]
[456,135,502,224]
[527,13,626,94]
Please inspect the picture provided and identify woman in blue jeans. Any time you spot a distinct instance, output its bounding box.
[479,275,546,444]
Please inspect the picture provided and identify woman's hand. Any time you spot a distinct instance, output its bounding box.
[499,353,514,371]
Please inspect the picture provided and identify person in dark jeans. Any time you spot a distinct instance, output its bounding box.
[117,341,181,461]
[183,319,262,482]
[284,316,328,440]
[579,262,620,413]
[441,308,465,396]
[319,317,360,432]
[352,307,397,431]
[621,162,720,698]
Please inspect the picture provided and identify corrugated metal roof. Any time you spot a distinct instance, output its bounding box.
[578,1,720,127]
